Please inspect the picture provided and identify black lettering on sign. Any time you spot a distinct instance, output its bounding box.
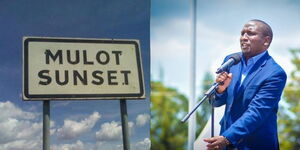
[67,50,80,64]
[107,70,118,85]
[45,49,63,64]
[38,70,52,85]
[39,48,133,87]
[55,70,69,85]
[96,51,110,65]
[112,51,122,65]
[92,70,104,85]
[38,70,132,86]
[120,70,131,85]
[83,50,94,65]
[73,70,88,85]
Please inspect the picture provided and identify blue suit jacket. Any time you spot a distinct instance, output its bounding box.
[213,51,287,150]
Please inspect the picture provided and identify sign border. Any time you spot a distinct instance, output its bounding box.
[23,37,145,100]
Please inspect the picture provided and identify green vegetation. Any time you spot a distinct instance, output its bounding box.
[150,81,188,150]
[278,49,300,150]
[150,72,213,150]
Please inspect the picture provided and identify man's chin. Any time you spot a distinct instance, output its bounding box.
[241,48,251,53]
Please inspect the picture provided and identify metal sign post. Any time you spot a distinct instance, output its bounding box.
[43,100,50,150]
[120,99,130,150]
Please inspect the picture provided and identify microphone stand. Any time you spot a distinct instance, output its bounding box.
[181,82,220,137]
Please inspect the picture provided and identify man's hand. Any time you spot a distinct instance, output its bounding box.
[216,72,232,94]
[203,136,229,150]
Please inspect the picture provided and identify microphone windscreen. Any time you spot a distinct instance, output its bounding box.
[230,53,242,65]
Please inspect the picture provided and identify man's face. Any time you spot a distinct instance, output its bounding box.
[240,21,267,58]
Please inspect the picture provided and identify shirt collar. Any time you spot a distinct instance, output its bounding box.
[241,50,267,66]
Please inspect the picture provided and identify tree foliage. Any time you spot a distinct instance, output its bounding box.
[150,72,214,150]
[278,49,300,150]
[150,81,188,150]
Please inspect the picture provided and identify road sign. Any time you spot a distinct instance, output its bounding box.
[23,37,145,100]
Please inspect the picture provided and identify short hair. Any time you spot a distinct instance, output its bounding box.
[250,19,273,42]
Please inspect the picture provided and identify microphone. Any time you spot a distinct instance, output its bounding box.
[216,53,241,74]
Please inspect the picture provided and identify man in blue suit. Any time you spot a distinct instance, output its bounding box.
[203,19,287,150]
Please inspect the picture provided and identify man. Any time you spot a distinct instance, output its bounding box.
[203,19,287,150]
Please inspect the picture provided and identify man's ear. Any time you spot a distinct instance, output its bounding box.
[264,36,271,46]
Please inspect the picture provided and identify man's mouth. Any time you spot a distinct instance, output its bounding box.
[241,43,249,49]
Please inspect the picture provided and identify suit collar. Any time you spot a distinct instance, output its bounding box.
[237,51,270,92]
[241,51,267,68]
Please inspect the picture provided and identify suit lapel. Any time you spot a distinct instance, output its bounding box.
[230,61,242,94]
[227,57,242,105]
[238,52,270,93]
[228,52,242,89]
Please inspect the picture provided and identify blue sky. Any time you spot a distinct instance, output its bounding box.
[0,0,150,150]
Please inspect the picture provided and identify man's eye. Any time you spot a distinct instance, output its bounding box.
[248,32,255,36]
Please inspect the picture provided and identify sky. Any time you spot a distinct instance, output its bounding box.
[0,1,150,150]
[151,0,300,99]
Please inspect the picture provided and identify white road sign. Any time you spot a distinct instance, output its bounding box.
[23,37,145,100]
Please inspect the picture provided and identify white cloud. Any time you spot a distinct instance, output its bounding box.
[0,101,42,150]
[0,101,148,150]
[115,138,151,150]
[52,140,85,150]
[151,18,191,95]
[151,17,237,96]
[0,139,42,150]
[136,114,150,127]
[95,121,134,141]
[0,101,36,121]
[56,112,101,140]
[151,18,190,63]
[50,120,57,135]
[134,138,151,150]
[93,141,104,150]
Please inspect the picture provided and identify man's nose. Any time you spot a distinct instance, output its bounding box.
[240,34,248,41]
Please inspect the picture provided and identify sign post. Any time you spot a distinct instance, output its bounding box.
[23,37,145,150]
[120,99,130,150]
[43,100,50,150]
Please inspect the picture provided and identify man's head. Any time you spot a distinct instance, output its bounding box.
[240,19,273,60]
